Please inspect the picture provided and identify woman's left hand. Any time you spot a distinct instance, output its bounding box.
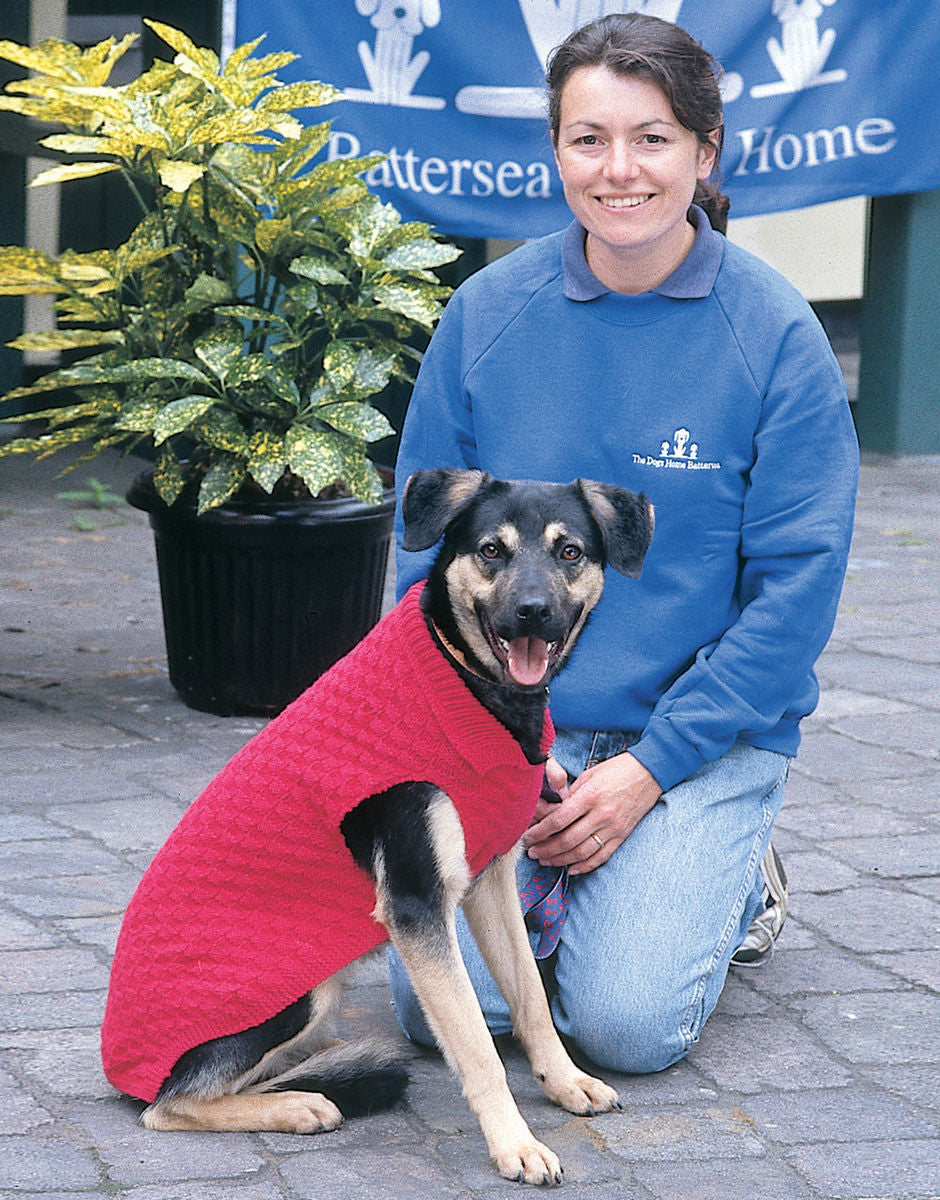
[524,752,662,876]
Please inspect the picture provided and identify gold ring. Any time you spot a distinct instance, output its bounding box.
[591,833,605,850]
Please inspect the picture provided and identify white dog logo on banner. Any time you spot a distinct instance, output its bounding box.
[341,0,849,116]
[345,0,445,109]
[751,0,848,98]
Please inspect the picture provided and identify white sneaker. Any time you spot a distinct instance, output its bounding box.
[731,844,788,967]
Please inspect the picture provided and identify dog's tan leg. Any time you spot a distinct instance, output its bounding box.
[141,1090,343,1134]
[390,926,563,1185]
[374,797,562,1185]
[462,849,621,1117]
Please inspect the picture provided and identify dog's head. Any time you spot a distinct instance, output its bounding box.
[402,469,654,690]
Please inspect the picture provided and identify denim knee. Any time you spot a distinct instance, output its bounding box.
[558,988,692,1075]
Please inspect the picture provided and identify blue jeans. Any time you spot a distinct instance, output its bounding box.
[387,735,789,1074]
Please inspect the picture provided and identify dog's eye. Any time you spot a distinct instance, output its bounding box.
[479,541,501,560]
[560,544,583,562]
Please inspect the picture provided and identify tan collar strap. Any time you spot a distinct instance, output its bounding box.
[429,620,491,681]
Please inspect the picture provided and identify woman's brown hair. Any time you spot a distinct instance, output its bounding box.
[547,13,729,233]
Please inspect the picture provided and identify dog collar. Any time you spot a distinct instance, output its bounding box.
[429,619,489,680]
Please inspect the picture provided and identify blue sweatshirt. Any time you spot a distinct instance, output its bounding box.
[394,208,859,792]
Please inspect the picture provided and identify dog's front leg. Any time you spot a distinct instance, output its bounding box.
[373,796,563,1185]
[386,911,563,1185]
[462,849,621,1117]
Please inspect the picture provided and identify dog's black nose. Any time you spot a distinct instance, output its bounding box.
[515,599,552,628]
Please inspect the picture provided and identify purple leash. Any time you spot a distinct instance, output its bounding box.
[519,771,571,959]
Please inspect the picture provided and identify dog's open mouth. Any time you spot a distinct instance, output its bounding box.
[482,620,566,687]
[504,637,556,687]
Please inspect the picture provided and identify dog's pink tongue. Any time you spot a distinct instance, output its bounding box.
[507,638,550,686]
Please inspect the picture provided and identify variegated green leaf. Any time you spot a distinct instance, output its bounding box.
[0,92,92,125]
[52,86,132,121]
[58,257,116,288]
[196,454,245,514]
[257,80,341,111]
[37,134,111,155]
[285,424,347,495]
[381,238,461,271]
[240,50,297,76]
[158,160,205,193]
[57,358,208,386]
[339,454,385,505]
[259,361,300,406]
[289,255,349,287]
[337,196,402,261]
[225,354,269,388]
[116,398,164,433]
[39,396,116,429]
[6,329,122,352]
[221,35,266,75]
[190,408,250,456]
[317,401,394,443]
[0,37,87,81]
[183,274,232,315]
[153,446,186,505]
[0,246,67,295]
[255,217,289,255]
[29,161,122,188]
[145,20,220,80]
[247,430,286,493]
[267,115,303,140]
[223,305,288,329]
[271,120,332,173]
[322,341,358,389]
[372,282,443,328]
[0,33,139,86]
[194,327,242,380]
[153,395,218,444]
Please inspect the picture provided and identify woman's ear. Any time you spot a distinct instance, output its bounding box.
[698,128,721,178]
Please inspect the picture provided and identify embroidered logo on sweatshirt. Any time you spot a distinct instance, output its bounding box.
[632,428,722,473]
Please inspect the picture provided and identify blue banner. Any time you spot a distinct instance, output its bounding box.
[231,1,940,239]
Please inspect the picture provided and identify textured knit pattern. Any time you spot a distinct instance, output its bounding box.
[101,584,552,1103]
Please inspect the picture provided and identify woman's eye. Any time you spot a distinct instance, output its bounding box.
[479,542,501,560]
[560,544,582,562]
[576,134,598,146]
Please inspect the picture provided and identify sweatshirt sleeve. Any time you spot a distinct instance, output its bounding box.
[630,315,859,792]
[394,289,480,598]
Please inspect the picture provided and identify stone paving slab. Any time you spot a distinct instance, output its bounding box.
[0,446,938,1199]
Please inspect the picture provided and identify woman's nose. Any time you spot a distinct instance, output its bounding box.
[604,142,640,183]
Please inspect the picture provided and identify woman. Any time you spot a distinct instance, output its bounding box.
[389,13,858,1074]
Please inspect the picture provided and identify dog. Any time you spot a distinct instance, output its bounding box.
[101,468,653,1186]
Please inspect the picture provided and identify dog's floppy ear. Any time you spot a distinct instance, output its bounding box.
[401,468,491,551]
[576,479,654,578]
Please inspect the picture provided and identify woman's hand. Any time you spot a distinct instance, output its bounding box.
[525,753,662,876]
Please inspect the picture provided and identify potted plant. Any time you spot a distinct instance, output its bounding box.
[0,21,459,714]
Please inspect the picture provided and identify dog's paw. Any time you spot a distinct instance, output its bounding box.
[270,1090,344,1134]
[543,1070,621,1117]
[494,1139,563,1186]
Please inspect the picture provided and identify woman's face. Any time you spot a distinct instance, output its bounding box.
[553,66,718,293]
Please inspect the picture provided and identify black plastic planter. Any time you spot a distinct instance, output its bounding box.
[128,472,395,716]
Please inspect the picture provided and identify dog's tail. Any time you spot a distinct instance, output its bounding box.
[247,1039,410,1118]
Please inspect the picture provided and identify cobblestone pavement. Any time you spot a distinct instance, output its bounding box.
[0,445,937,1200]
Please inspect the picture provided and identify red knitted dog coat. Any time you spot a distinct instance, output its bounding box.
[101,583,552,1102]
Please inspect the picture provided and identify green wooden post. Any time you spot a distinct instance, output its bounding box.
[856,190,940,455]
